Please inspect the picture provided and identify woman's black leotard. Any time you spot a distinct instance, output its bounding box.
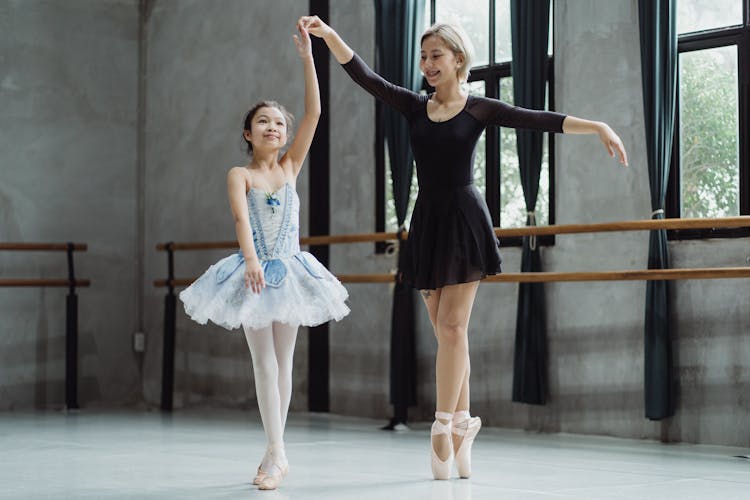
[342,53,566,290]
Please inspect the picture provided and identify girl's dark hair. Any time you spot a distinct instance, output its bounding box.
[242,101,295,155]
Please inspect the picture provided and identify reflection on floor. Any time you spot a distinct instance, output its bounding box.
[1,409,748,499]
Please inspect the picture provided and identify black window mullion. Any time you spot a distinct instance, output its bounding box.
[547,56,556,232]
[666,84,682,244]
[486,76,500,226]
[667,80,681,221]
[375,100,386,253]
[489,0,496,65]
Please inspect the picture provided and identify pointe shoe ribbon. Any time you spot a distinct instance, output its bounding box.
[252,466,266,485]
[452,413,481,479]
[431,411,454,480]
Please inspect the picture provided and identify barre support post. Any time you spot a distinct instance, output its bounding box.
[161,243,177,411]
[65,242,79,410]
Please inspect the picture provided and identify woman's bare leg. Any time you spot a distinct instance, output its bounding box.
[425,281,479,461]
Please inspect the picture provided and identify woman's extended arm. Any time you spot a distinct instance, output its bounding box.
[298,15,353,63]
[299,15,419,116]
[474,96,628,166]
[562,116,628,166]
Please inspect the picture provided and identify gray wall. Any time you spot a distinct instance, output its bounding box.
[328,0,394,418]
[0,0,141,409]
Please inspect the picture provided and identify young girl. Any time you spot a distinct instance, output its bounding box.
[179,25,349,490]
[298,16,627,480]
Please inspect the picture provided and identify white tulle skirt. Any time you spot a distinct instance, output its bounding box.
[179,251,350,331]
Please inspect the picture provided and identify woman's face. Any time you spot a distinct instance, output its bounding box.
[420,35,463,87]
[243,106,288,151]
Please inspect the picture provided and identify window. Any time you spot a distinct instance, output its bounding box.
[378,0,556,249]
[667,0,750,238]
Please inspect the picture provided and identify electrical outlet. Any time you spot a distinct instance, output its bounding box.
[133,331,146,353]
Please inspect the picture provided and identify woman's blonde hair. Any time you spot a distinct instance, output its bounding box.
[420,23,474,83]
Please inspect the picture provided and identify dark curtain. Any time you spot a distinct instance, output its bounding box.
[510,0,551,405]
[374,0,424,424]
[638,0,677,420]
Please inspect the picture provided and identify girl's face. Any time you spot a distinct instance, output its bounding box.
[243,106,288,151]
[420,35,463,87]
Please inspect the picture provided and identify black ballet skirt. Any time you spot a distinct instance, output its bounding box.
[404,184,501,290]
[342,53,566,290]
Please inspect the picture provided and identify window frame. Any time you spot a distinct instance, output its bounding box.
[375,0,557,252]
[666,1,750,240]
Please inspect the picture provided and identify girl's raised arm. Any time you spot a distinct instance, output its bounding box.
[284,25,321,174]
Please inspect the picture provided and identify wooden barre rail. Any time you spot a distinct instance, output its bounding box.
[155,216,750,250]
[495,216,750,238]
[338,268,750,283]
[155,232,398,251]
[0,243,88,251]
[0,279,91,287]
[154,267,750,287]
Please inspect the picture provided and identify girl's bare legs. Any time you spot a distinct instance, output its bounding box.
[421,281,479,462]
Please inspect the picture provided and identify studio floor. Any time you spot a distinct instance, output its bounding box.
[1,408,748,499]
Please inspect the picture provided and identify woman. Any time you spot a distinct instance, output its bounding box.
[298,16,627,480]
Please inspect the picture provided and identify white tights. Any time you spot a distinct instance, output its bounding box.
[243,322,299,455]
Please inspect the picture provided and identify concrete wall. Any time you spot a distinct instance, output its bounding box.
[0,0,141,409]
[141,0,310,411]
[328,0,394,418]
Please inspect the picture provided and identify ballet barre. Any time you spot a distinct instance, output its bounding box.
[155,215,750,286]
[335,268,750,283]
[0,242,90,409]
[154,216,750,410]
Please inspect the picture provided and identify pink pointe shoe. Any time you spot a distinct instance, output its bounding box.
[253,446,289,485]
[431,411,454,480]
[256,445,288,490]
[452,411,481,479]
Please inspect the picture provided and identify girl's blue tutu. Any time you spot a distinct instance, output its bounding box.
[179,183,349,330]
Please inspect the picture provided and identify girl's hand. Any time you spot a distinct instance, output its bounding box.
[244,259,265,294]
[598,123,628,166]
[297,15,332,39]
[293,24,312,59]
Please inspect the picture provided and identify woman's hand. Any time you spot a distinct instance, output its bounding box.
[244,258,265,294]
[597,123,628,166]
[297,15,332,39]
[293,24,312,59]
